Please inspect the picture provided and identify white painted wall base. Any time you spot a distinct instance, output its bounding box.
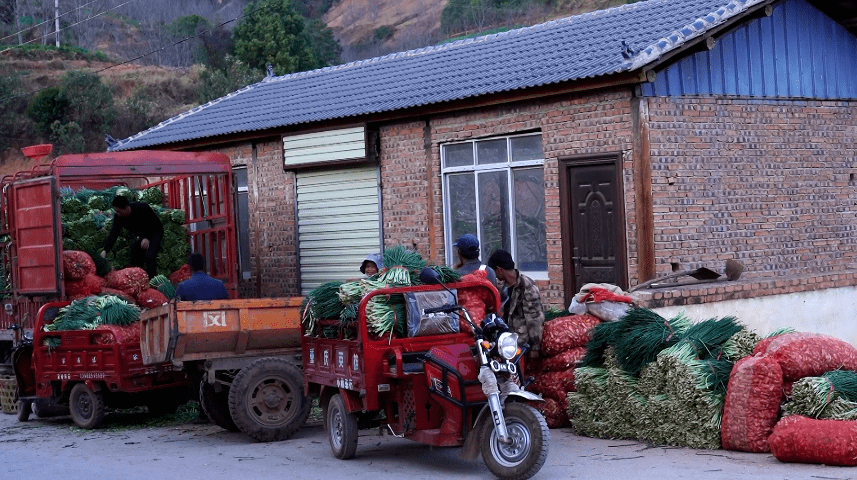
[651,286,857,347]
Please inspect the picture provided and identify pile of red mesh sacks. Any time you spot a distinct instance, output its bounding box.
[526,314,601,428]
[721,331,857,464]
[62,250,188,310]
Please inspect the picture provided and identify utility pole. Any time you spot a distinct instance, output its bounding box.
[55,0,60,47]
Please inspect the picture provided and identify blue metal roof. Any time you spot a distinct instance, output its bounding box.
[110,0,765,151]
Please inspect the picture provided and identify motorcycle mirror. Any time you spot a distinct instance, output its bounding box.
[419,267,441,285]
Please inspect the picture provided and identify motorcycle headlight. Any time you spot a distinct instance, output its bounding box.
[497,332,519,360]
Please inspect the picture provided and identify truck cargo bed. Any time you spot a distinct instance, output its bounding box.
[140,298,304,365]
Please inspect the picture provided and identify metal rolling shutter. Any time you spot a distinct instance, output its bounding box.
[296,165,381,294]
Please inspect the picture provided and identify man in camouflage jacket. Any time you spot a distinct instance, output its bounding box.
[487,249,545,359]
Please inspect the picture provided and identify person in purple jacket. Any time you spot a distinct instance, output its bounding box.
[174,253,229,301]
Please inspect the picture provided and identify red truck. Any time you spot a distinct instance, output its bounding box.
[4,145,237,428]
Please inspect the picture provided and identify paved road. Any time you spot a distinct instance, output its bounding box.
[0,412,853,479]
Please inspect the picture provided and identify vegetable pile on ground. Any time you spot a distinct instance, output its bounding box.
[567,307,752,449]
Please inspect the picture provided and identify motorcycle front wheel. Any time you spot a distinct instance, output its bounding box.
[480,402,549,480]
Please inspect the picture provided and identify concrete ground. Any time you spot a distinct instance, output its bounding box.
[0,411,853,479]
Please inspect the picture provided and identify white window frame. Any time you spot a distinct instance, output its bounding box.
[441,132,548,280]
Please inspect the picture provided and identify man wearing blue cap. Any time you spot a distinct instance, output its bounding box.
[453,233,498,288]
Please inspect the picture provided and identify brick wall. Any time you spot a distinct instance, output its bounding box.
[643,97,857,306]
[381,88,636,309]
[218,139,299,298]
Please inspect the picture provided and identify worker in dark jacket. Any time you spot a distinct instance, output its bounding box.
[487,249,544,360]
[174,252,229,424]
[175,253,229,301]
[452,233,498,288]
[101,195,163,278]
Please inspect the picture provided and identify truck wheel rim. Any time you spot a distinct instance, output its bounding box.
[246,376,295,426]
[331,409,344,449]
[76,394,92,419]
[489,419,531,467]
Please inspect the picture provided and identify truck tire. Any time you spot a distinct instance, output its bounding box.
[69,383,105,429]
[327,393,358,459]
[228,357,310,442]
[16,400,31,422]
[200,380,239,432]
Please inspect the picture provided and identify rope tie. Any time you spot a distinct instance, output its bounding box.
[824,377,836,406]
[663,320,676,342]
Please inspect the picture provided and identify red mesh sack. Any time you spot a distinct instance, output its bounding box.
[541,347,587,372]
[541,315,601,356]
[769,415,857,466]
[101,287,136,304]
[64,274,103,298]
[528,397,570,429]
[458,270,497,334]
[169,264,192,285]
[106,267,149,296]
[92,324,142,345]
[763,333,857,382]
[529,370,577,402]
[63,250,95,279]
[721,355,784,452]
[136,288,168,309]
[753,332,824,356]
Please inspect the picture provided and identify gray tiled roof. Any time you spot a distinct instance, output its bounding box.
[110,0,764,151]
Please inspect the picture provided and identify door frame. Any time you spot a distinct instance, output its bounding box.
[558,153,628,307]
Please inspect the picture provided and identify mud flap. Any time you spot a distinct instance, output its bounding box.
[461,404,490,460]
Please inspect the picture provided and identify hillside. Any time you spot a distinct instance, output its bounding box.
[1,0,625,170]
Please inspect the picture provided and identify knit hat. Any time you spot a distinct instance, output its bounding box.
[454,234,480,258]
[360,253,384,274]
[487,249,515,271]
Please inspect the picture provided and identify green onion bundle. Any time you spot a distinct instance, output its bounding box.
[96,295,140,326]
[365,296,407,338]
[307,281,346,320]
[662,317,743,361]
[47,297,102,331]
[149,274,170,288]
[338,279,387,304]
[720,328,762,361]
[380,245,426,286]
[579,320,624,368]
[783,370,857,419]
[611,308,689,376]
[157,281,176,299]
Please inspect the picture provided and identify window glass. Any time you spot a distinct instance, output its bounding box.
[513,167,547,271]
[442,133,545,272]
[447,172,477,244]
[443,142,474,168]
[478,170,511,256]
[476,138,507,165]
[511,135,543,162]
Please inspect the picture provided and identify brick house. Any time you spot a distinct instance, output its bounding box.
[111,0,857,342]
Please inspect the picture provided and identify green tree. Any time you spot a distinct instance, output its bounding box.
[25,86,68,135]
[57,71,116,152]
[306,18,342,67]
[0,73,25,150]
[196,55,265,104]
[231,0,320,74]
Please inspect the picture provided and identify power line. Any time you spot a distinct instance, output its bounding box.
[0,0,106,44]
[1,1,274,103]
[1,0,141,49]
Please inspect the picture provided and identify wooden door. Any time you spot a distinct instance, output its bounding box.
[559,155,626,305]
